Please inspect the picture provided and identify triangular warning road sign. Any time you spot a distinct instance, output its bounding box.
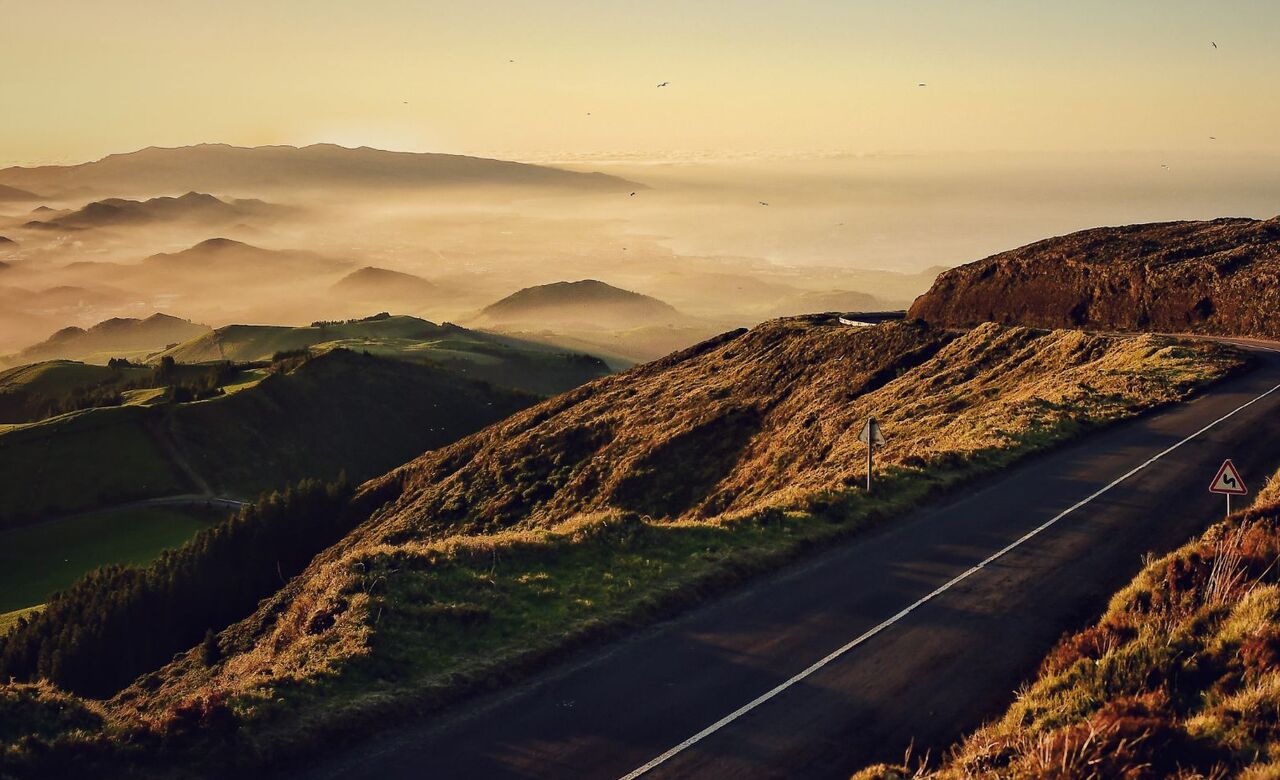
[858,417,885,446]
[1209,459,1247,496]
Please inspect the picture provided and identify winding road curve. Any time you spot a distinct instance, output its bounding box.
[301,338,1280,780]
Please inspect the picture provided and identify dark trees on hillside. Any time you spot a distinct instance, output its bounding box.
[0,477,355,697]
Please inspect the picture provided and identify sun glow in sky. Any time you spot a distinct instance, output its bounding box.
[3,0,1279,166]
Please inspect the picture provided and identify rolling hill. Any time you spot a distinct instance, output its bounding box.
[0,349,537,526]
[0,236,15,248]
[475,279,682,329]
[0,360,153,424]
[24,192,281,230]
[470,279,719,364]
[0,143,641,198]
[154,314,610,396]
[910,216,1280,338]
[142,237,348,278]
[331,266,437,303]
[7,313,210,365]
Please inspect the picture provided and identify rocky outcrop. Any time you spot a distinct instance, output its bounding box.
[909,217,1280,338]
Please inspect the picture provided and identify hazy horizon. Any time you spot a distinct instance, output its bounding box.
[5,1,1280,165]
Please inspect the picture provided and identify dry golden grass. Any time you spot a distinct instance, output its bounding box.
[0,318,1246,775]
[856,467,1280,780]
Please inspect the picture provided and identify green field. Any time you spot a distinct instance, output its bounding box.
[0,505,225,614]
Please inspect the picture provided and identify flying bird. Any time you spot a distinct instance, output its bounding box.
[1210,136,1217,140]
[657,81,670,87]
[1211,41,1217,48]
[630,192,637,196]
[917,83,927,87]
[758,201,769,206]
[1161,164,1170,170]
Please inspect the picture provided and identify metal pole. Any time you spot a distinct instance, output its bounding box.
[1227,493,1231,517]
[866,440,873,494]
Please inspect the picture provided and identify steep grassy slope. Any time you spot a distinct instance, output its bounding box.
[0,318,1242,776]
[856,469,1280,780]
[155,315,610,396]
[0,350,537,524]
[363,320,1238,537]
[910,216,1280,338]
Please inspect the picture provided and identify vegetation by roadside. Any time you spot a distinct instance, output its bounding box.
[0,320,1253,777]
[854,466,1280,780]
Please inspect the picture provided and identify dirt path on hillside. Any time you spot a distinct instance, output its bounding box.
[142,407,214,497]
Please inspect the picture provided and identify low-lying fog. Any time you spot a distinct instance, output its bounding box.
[1,149,1278,359]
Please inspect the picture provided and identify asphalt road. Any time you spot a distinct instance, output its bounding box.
[302,341,1280,780]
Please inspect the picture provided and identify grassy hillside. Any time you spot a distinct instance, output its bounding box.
[0,318,1244,777]
[167,349,537,498]
[156,314,610,395]
[0,404,190,522]
[0,361,148,396]
[855,469,1280,779]
[0,350,538,525]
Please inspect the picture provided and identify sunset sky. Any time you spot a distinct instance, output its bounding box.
[4,0,1278,166]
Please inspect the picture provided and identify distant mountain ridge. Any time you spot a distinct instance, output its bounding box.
[24,192,279,230]
[0,144,642,198]
[909,216,1280,338]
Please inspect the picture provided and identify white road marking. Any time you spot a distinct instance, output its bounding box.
[620,376,1280,780]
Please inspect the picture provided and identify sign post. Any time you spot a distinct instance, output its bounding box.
[1208,459,1247,517]
[858,417,885,494]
